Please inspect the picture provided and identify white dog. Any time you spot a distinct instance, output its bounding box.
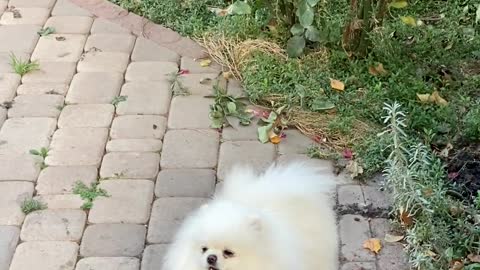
[162,162,338,270]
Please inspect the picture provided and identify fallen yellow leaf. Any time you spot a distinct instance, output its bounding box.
[330,79,345,91]
[346,160,363,178]
[401,16,417,27]
[417,93,431,103]
[431,90,448,106]
[270,135,281,144]
[390,0,408,9]
[200,59,212,67]
[368,63,388,76]
[363,238,382,254]
[384,233,404,243]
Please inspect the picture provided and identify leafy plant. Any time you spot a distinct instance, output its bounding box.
[29,147,49,170]
[286,0,322,57]
[111,95,128,106]
[168,71,190,96]
[37,27,55,36]
[256,105,288,143]
[72,181,109,210]
[10,54,39,76]
[21,198,47,214]
[207,85,252,128]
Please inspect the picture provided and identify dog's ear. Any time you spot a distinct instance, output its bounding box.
[248,215,262,232]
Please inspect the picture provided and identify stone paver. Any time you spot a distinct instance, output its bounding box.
[9,241,78,270]
[0,182,34,225]
[132,37,179,62]
[31,34,86,62]
[141,244,168,270]
[180,57,221,74]
[0,25,40,53]
[0,226,19,270]
[75,257,140,270]
[44,16,94,34]
[177,73,220,95]
[8,0,56,8]
[66,72,123,104]
[0,73,21,103]
[20,209,86,241]
[80,224,146,257]
[116,81,171,116]
[22,61,76,84]
[58,104,114,128]
[0,154,41,182]
[0,52,30,73]
[110,115,167,139]
[36,166,97,194]
[8,94,64,118]
[34,194,84,209]
[0,108,5,127]
[0,8,50,25]
[125,62,178,81]
[77,52,129,73]
[16,83,69,96]
[338,185,365,206]
[85,34,136,53]
[278,129,316,155]
[89,180,154,224]
[106,139,162,152]
[100,152,160,180]
[168,96,212,129]
[0,118,56,154]
[339,215,375,262]
[155,169,216,198]
[90,18,130,34]
[52,0,93,17]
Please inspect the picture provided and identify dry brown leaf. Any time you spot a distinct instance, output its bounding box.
[363,238,382,254]
[399,207,413,226]
[330,79,345,91]
[368,63,388,76]
[384,234,404,243]
[270,135,281,144]
[200,59,212,67]
[449,261,464,270]
[468,254,480,263]
[346,160,363,178]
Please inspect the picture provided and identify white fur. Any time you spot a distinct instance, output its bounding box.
[162,162,338,270]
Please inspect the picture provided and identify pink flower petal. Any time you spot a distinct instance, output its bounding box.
[178,69,190,75]
[448,172,459,180]
[343,148,353,159]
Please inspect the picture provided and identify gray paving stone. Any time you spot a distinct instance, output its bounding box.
[110,115,167,139]
[90,18,130,34]
[276,154,333,170]
[125,62,178,81]
[0,25,40,53]
[160,129,219,169]
[0,118,56,154]
[8,94,64,118]
[0,8,49,26]
[141,244,168,270]
[80,224,146,257]
[0,154,41,182]
[16,83,69,96]
[363,186,389,209]
[132,37,179,62]
[0,52,29,73]
[100,152,160,180]
[176,73,220,95]
[20,209,86,241]
[8,0,56,8]
[222,117,259,141]
[22,61,76,84]
[46,128,109,167]
[338,185,365,206]
[217,141,276,180]
[85,34,136,53]
[180,57,221,74]
[148,197,207,243]
[52,0,93,17]
[36,166,97,195]
[0,108,5,127]
[227,79,245,97]
[168,96,212,129]
[106,139,162,152]
[66,72,123,104]
[341,262,376,270]
[58,104,114,128]
[34,194,83,209]
[31,34,86,62]
[0,73,21,103]
[89,180,154,224]
[78,51,130,73]
[339,214,375,262]
[0,226,19,270]
[0,181,33,225]
[75,257,140,270]
[377,243,408,270]
[155,169,216,198]
[116,81,171,116]
[9,241,78,270]
[278,129,316,155]
[44,16,93,34]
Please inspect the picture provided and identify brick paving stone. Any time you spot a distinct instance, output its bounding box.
[0,25,40,53]
[52,0,93,17]
[168,96,212,129]
[89,180,154,224]
[0,154,41,182]
[34,194,84,209]
[148,197,207,243]
[125,62,178,81]
[276,154,333,170]
[100,152,160,180]
[0,226,19,270]
[8,94,64,118]
[0,8,50,26]
[0,73,20,103]
[155,169,215,198]
[116,81,171,116]
[110,115,167,139]
[32,34,86,62]
[227,79,245,97]
[0,182,33,225]
[339,214,375,262]
[77,52,129,73]
[377,244,408,270]
[341,262,376,270]
[180,57,221,74]
[0,118,56,154]
[338,185,365,206]
[8,0,56,8]
[0,108,5,127]
[0,52,29,73]
[9,241,78,270]
[176,73,220,95]
[44,16,94,34]
[132,37,179,62]
[363,186,389,209]
[46,127,109,166]
[22,61,76,84]
[85,34,136,53]
[106,139,162,152]
[217,141,276,180]
[16,83,69,96]
[90,18,131,34]
[222,117,259,141]
[58,104,114,128]
[80,224,146,257]
[65,72,123,104]
[75,257,140,270]
[20,209,86,241]
[141,244,168,270]
[36,166,97,194]
[160,129,219,169]
[278,129,316,155]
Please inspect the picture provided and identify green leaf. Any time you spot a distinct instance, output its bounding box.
[257,124,272,143]
[305,26,321,42]
[37,27,55,36]
[310,98,335,111]
[266,111,278,123]
[29,149,40,156]
[307,0,320,7]
[227,1,251,15]
[227,102,237,114]
[476,4,480,24]
[211,117,224,128]
[286,36,306,57]
[290,24,305,36]
[389,0,408,9]
[298,3,314,27]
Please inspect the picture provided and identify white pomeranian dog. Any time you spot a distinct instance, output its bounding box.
[162,162,338,270]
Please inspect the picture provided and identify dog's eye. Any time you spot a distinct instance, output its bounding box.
[201,247,208,253]
[223,249,235,258]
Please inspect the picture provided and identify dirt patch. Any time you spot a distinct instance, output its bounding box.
[335,203,391,219]
[446,142,480,203]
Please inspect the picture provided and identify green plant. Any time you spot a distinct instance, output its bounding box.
[21,198,47,214]
[72,181,109,210]
[10,54,39,76]
[111,95,128,106]
[29,147,49,170]
[207,85,252,128]
[168,71,190,96]
[37,27,55,36]
[464,106,480,141]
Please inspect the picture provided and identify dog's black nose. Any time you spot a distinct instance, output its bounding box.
[207,255,217,265]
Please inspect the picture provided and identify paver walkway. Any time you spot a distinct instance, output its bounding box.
[0,1,408,269]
